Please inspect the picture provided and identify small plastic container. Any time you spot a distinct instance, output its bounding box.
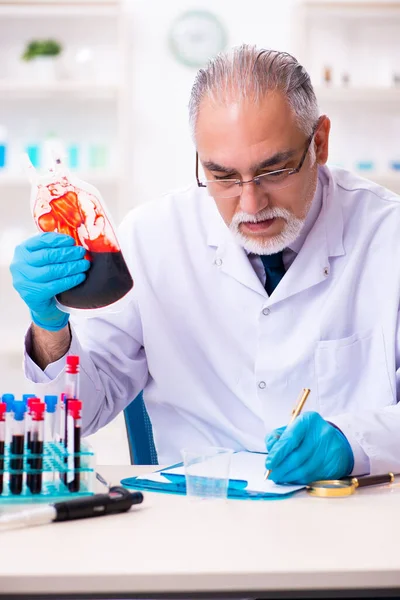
[181,446,233,501]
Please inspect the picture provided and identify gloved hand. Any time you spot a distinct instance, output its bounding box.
[265,411,354,485]
[10,232,90,331]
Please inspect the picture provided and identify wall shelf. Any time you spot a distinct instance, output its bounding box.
[300,1,400,19]
[0,2,119,19]
[315,86,400,104]
[0,172,119,187]
[0,81,120,100]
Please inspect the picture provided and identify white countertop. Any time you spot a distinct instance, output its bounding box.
[0,465,400,598]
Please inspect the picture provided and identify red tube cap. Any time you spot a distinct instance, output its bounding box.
[66,355,80,373]
[27,397,41,409]
[0,402,6,419]
[31,401,46,420]
[67,399,82,418]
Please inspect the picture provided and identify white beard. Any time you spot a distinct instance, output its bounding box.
[229,206,306,255]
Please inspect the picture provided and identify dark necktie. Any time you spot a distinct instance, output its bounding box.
[260,251,286,296]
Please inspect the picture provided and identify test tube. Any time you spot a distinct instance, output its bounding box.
[29,402,45,495]
[58,394,67,483]
[0,402,6,495]
[44,395,58,442]
[67,399,82,492]
[63,356,80,483]
[64,355,80,400]
[9,401,26,495]
[26,397,41,490]
[1,394,14,445]
[59,356,80,443]
[58,393,66,444]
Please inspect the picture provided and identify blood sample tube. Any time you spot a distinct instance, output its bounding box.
[64,355,79,432]
[26,397,41,490]
[1,394,14,445]
[67,399,82,492]
[65,355,80,400]
[44,395,58,442]
[29,402,45,495]
[63,356,80,483]
[9,401,26,495]
[26,397,41,447]
[58,393,67,482]
[0,402,6,495]
[58,393,66,444]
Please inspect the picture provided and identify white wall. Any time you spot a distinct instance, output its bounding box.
[124,0,296,209]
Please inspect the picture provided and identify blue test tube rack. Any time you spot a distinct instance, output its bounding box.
[0,440,95,503]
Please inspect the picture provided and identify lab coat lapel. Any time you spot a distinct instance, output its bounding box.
[218,237,265,295]
[267,167,345,305]
[206,198,265,296]
[267,210,329,305]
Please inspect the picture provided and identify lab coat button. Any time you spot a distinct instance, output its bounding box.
[258,381,266,389]
[214,258,223,267]
[262,308,270,316]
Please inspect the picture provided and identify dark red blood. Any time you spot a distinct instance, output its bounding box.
[57,250,133,309]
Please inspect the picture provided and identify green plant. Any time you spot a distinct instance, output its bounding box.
[22,39,62,61]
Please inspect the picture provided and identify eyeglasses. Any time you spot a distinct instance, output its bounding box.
[196,124,318,199]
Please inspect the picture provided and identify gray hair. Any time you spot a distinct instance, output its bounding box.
[189,45,319,139]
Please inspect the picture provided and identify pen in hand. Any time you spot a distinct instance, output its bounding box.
[264,388,311,481]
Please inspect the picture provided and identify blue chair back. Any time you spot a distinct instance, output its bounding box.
[124,391,158,465]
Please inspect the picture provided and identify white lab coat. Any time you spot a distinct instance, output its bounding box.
[26,165,400,473]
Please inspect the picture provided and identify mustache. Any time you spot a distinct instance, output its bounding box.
[231,207,294,225]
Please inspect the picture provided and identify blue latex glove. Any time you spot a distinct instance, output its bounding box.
[10,232,90,331]
[265,411,354,485]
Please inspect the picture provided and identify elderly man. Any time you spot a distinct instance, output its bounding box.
[11,45,400,483]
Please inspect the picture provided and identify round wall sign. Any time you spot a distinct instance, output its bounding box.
[169,10,227,68]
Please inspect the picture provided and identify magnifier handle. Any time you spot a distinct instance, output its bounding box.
[350,473,395,488]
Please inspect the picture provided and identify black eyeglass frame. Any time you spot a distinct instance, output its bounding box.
[195,119,321,193]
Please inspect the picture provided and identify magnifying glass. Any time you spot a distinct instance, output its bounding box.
[307,473,395,498]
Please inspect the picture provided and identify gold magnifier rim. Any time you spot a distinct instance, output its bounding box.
[307,479,355,497]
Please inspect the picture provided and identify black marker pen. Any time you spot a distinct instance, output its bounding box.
[0,487,144,530]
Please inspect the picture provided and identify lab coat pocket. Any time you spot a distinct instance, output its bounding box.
[315,329,394,415]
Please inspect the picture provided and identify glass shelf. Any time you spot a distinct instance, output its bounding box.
[0,81,120,100]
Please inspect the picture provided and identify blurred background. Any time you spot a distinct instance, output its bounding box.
[1,0,399,464]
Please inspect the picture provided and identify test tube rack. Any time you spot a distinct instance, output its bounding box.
[0,440,95,503]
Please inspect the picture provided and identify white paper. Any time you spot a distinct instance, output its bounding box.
[137,452,304,495]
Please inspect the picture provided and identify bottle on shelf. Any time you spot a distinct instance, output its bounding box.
[88,143,109,171]
[67,144,80,170]
[0,125,7,169]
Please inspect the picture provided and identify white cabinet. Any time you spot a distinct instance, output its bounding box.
[0,0,130,391]
[295,0,400,194]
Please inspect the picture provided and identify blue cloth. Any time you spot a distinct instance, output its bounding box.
[260,252,286,295]
[124,392,158,465]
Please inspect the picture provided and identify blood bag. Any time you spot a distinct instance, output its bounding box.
[26,154,133,314]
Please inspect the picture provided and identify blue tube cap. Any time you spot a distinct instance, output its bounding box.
[44,395,58,413]
[13,400,26,421]
[1,394,15,412]
[22,394,36,407]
